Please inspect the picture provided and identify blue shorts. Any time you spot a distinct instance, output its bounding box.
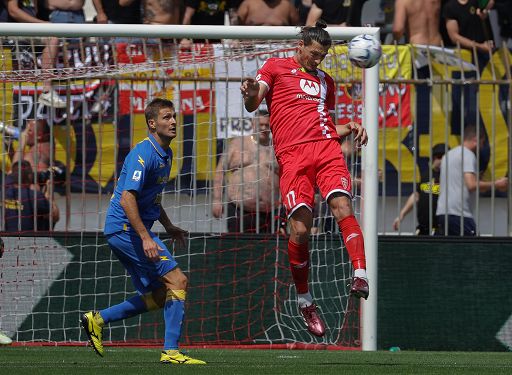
[435,215,476,236]
[49,9,85,24]
[106,231,178,294]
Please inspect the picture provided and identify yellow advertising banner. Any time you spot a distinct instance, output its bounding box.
[0,44,509,191]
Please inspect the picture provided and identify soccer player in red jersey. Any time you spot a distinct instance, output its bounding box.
[240,20,369,337]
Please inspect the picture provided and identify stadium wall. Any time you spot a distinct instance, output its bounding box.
[378,236,512,352]
[1,234,511,351]
[48,193,511,236]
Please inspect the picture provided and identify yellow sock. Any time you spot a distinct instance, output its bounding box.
[167,289,187,301]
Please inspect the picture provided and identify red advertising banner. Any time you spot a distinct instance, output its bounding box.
[336,83,412,128]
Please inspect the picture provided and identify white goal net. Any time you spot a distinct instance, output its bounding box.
[0,25,378,349]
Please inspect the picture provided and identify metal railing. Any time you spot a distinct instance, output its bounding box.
[0,37,510,236]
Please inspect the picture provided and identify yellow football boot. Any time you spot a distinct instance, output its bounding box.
[160,350,206,365]
[81,311,104,357]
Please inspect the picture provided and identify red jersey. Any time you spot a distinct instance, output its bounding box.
[255,56,339,155]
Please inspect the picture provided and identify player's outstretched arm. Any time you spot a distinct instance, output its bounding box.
[120,190,161,262]
[241,78,267,112]
[159,206,188,248]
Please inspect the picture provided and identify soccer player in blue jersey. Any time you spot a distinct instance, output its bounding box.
[81,98,205,365]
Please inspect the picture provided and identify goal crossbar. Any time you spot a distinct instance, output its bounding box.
[0,23,380,40]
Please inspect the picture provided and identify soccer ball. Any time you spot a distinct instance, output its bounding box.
[348,34,382,69]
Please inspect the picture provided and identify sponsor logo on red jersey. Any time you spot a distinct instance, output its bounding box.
[256,57,339,153]
[299,79,320,96]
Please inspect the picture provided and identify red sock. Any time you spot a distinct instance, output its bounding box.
[287,240,310,294]
[338,215,366,270]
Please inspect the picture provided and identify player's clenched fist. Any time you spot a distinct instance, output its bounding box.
[142,237,161,262]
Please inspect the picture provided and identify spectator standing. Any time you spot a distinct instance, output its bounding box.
[295,0,312,25]
[5,0,45,23]
[347,0,367,26]
[444,1,494,136]
[306,0,367,27]
[212,109,285,234]
[494,0,512,47]
[237,0,299,26]
[0,1,7,22]
[92,0,142,24]
[182,0,231,25]
[4,160,59,231]
[181,0,236,46]
[9,118,66,194]
[443,0,494,53]
[39,0,87,108]
[91,0,142,116]
[393,144,446,235]
[436,125,508,236]
[11,119,52,174]
[120,0,183,25]
[392,0,443,45]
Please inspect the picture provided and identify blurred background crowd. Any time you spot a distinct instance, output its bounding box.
[0,0,511,236]
[0,1,510,48]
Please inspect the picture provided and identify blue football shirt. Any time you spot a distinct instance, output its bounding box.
[104,134,173,235]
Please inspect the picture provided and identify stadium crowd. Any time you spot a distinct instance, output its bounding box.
[0,1,510,46]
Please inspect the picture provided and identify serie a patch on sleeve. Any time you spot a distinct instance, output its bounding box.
[132,170,142,181]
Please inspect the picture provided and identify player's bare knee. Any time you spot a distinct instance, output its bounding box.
[328,194,353,220]
[174,273,188,291]
[290,222,309,241]
[289,207,313,240]
[170,276,188,291]
[161,268,188,291]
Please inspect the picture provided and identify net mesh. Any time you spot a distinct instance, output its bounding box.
[0,35,364,348]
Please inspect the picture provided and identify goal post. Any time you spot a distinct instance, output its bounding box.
[361,37,379,351]
[0,23,379,350]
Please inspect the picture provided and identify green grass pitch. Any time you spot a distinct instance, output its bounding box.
[1,347,511,375]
